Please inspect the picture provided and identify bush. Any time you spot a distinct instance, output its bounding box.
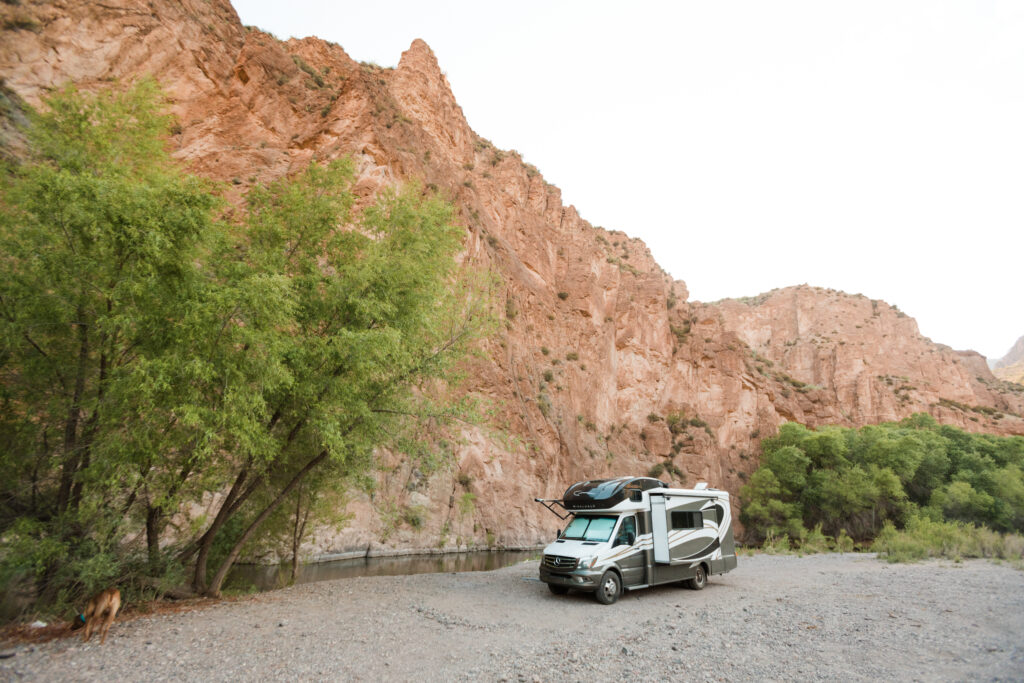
[741,416,1024,546]
[799,524,831,554]
[835,529,855,553]
[872,515,1024,564]
[665,411,687,435]
[557,291,569,300]
[403,505,427,530]
[761,532,791,554]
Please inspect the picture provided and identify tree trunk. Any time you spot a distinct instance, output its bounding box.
[70,346,107,512]
[289,484,311,585]
[57,313,89,513]
[146,504,162,572]
[206,450,327,597]
[192,468,249,593]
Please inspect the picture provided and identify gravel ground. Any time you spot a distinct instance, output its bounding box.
[2,553,1022,682]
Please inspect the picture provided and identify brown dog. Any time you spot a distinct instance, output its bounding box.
[82,588,120,644]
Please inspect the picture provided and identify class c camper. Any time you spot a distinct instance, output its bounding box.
[534,476,737,604]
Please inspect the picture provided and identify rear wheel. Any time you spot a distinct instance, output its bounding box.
[547,583,569,595]
[687,565,707,590]
[594,570,622,605]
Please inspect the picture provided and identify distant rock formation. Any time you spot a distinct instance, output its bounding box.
[994,336,1024,384]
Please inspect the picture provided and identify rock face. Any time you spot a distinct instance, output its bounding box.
[2,1,1023,557]
[994,336,1024,384]
[714,287,1024,432]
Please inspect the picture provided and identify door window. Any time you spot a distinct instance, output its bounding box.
[616,516,637,545]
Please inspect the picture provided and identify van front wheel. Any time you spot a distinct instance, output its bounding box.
[594,571,621,605]
[687,565,707,590]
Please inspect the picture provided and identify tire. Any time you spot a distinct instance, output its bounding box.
[594,570,622,605]
[548,583,569,595]
[686,564,707,590]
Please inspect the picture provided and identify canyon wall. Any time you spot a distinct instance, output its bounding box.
[2,0,1022,556]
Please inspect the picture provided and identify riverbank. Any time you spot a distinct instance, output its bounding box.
[3,553,1022,681]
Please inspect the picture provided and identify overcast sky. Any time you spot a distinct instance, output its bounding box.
[233,0,1022,361]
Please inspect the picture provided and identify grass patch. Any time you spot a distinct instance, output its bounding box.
[872,515,1024,566]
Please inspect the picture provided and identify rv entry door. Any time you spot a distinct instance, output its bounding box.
[650,495,670,563]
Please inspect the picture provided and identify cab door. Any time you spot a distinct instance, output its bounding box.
[613,515,643,587]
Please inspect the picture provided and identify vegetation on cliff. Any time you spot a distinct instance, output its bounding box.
[740,414,1024,560]
[0,81,490,616]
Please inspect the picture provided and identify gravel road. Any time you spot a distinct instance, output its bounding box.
[2,553,1022,681]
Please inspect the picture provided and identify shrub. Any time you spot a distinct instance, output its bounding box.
[566,352,578,361]
[761,532,792,554]
[403,505,427,530]
[666,411,687,434]
[872,515,1024,564]
[537,393,551,418]
[557,291,569,300]
[291,54,324,88]
[835,529,855,553]
[799,524,831,554]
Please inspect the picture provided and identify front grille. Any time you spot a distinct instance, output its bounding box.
[543,554,577,571]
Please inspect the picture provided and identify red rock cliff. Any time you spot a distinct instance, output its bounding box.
[2,1,1022,556]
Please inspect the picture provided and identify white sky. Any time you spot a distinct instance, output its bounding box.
[232,0,1023,361]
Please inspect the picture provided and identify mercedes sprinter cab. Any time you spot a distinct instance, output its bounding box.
[534,476,737,604]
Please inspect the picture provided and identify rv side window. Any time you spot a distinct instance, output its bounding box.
[671,511,702,529]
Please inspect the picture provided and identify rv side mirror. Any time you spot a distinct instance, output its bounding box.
[555,528,561,540]
[626,531,636,546]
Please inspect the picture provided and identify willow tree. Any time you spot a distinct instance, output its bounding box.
[1,80,491,610]
[186,162,492,597]
[0,79,229,605]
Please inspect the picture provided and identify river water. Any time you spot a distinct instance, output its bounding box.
[229,549,541,591]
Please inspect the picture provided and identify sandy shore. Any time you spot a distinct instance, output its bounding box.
[2,553,1022,681]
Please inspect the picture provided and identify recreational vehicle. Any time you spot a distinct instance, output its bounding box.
[534,476,737,604]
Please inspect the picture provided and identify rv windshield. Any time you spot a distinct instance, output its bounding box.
[561,515,618,542]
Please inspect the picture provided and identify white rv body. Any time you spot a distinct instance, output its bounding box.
[536,476,737,604]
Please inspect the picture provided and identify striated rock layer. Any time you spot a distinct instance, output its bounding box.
[2,0,1023,557]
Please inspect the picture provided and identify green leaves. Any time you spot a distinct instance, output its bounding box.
[1,80,492,607]
[742,414,1024,546]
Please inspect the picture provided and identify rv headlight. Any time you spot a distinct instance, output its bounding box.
[579,555,600,570]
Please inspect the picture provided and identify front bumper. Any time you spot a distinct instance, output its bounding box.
[539,565,604,591]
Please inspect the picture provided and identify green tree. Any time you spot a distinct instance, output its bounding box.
[741,414,1024,547]
[1,80,492,612]
[185,163,492,597]
[0,79,223,606]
